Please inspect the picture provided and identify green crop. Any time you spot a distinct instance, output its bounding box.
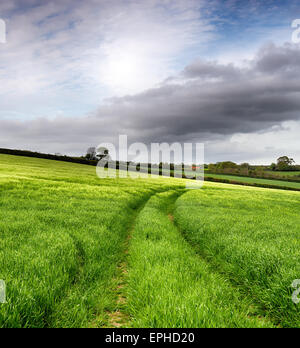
[174,184,300,327]
[0,154,299,328]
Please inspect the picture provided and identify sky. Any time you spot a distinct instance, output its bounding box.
[0,0,300,164]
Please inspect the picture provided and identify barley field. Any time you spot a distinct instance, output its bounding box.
[0,154,299,328]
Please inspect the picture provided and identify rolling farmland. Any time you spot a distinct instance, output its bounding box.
[0,154,299,328]
[204,173,300,190]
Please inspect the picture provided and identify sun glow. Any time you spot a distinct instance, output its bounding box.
[99,40,166,95]
[106,52,142,89]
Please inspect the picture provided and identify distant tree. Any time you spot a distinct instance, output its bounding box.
[240,163,250,168]
[86,147,97,160]
[239,163,250,175]
[277,156,295,171]
[270,163,276,171]
[217,161,237,169]
[208,163,216,171]
[255,166,265,176]
[215,161,238,174]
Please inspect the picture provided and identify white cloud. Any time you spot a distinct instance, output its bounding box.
[0,0,214,116]
[224,121,300,164]
[1,1,299,164]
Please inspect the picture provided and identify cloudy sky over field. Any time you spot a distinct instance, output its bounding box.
[0,0,300,163]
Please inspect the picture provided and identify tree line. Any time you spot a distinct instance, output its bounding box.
[207,156,300,180]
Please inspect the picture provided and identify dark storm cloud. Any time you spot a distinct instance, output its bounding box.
[182,60,241,80]
[1,43,300,156]
[90,43,300,143]
[256,44,300,73]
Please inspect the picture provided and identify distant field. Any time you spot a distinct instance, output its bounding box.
[205,173,300,190]
[265,171,300,177]
[0,154,299,328]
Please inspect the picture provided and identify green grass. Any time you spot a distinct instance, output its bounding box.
[0,154,185,327]
[174,185,300,327]
[0,154,299,328]
[265,171,300,178]
[126,190,273,328]
[205,173,300,189]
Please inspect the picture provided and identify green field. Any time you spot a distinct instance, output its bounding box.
[0,154,185,327]
[0,154,299,328]
[265,171,300,178]
[205,173,300,190]
[175,186,300,327]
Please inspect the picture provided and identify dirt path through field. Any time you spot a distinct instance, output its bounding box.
[105,219,136,328]
[104,188,273,328]
[105,189,181,328]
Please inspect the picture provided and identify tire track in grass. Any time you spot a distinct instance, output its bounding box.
[172,189,291,327]
[105,234,132,328]
[167,212,275,327]
[169,195,279,327]
[125,190,274,328]
[104,190,170,328]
